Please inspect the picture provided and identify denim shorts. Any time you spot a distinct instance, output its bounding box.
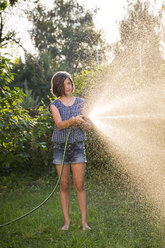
[53,141,87,165]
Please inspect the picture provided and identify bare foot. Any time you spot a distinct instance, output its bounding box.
[82,224,91,231]
[61,223,70,231]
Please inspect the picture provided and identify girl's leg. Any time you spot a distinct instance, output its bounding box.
[71,163,91,230]
[56,164,70,230]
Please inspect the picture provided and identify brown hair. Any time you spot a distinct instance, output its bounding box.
[51,71,74,97]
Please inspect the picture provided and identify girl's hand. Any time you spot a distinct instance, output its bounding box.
[74,115,85,125]
[79,119,91,131]
[77,116,91,131]
[70,116,84,128]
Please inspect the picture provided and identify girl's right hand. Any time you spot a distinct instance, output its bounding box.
[74,115,85,125]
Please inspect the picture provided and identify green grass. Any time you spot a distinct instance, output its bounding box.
[0,175,165,248]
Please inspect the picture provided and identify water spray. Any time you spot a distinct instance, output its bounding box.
[0,128,72,228]
[88,84,165,215]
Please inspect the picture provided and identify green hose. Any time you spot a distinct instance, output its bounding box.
[0,128,72,228]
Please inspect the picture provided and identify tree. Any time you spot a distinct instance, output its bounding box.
[0,0,27,49]
[113,0,162,71]
[12,52,55,103]
[29,0,107,73]
[0,0,18,8]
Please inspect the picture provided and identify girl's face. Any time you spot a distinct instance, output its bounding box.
[64,78,73,96]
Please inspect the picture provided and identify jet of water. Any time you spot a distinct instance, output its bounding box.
[88,83,165,215]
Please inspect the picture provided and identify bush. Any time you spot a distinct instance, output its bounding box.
[28,105,54,173]
[0,54,34,171]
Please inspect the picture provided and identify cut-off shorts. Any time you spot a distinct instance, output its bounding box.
[53,141,87,165]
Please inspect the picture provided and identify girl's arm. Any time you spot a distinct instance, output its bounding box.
[50,104,85,130]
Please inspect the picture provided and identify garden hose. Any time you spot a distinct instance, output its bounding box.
[0,127,72,228]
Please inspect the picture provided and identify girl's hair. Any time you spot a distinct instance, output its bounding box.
[51,71,74,97]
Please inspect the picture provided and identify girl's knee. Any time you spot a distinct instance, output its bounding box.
[60,181,70,192]
[74,182,85,192]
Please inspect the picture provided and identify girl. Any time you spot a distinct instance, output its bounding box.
[49,71,91,231]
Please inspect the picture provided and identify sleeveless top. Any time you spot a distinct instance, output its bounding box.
[49,97,86,144]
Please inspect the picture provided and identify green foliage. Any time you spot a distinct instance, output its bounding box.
[73,70,89,97]
[20,81,41,109]
[9,0,18,6]
[0,0,21,48]
[0,54,54,174]
[0,52,55,172]
[29,0,107,73]
[0,51,52,172]
[12,53,55,104]
[0,53,34,169]
[28,104,54,171]
[0,0,8,11]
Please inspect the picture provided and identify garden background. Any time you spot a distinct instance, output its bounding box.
[0,0,165,247]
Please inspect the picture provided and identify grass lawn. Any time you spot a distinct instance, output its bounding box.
[0,174,165,248]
